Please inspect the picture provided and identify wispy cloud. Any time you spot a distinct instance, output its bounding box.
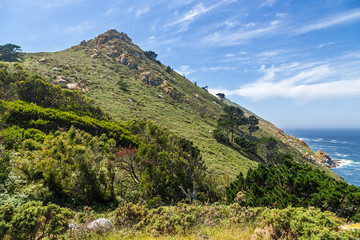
[201,65,236,71]
[297,8,360,34]
[210,53,360,103]
[135,5,150,17]
[62,21,93,34]
[261,0,276,7]
[175,65,196,76]
[201,20,280,46]
[165,0,237,30]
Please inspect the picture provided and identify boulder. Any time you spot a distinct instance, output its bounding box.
[87,218,113,231]
[127,59,137,69]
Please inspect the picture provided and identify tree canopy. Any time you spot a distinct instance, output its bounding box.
[0,44,23,62]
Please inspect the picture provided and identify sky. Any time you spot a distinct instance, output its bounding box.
[1,0,360,129]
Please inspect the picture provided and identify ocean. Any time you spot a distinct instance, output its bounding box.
[284,128,360,187]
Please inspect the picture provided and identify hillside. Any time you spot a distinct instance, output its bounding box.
[1,30,360,240]
[20,29,337,180]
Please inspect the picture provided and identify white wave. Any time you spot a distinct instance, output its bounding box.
[313,138,324,142]
[334,159,356,168]
[330,139,337,143]
[334,153,349,158]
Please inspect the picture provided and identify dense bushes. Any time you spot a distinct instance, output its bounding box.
[0,62,108,120]
[118,120,207,205]
[227,159,360,221]
[0,201,71,240]
[112,202,358,239]
[0,100,135,147]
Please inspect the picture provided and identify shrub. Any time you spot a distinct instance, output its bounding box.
[4,201,72,240]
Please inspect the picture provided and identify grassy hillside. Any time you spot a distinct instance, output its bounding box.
[21,29,336,180]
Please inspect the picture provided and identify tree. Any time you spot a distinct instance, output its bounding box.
[216,93,225,101]
[165,65,173,73]
[247,115,259,137]
[0,44,23,62]
[144,51,158,61]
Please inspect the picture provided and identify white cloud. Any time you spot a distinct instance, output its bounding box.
[62,21,93,34]
[201,21,280,46]
[297,8,360,34]
[317,42,334,49]
[201,65,235,71]
[135,6,150,17]
[261,0,276,7]
[226,53,235,57]
[175,65,196,76]
[212,53,360,103]
[166,0,237,30]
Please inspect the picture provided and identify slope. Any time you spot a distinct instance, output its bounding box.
[21,29,337,180]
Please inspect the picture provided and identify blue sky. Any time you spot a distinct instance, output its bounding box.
[1,0,360,129]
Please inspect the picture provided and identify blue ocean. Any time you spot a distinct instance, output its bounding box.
[284,129,360,187]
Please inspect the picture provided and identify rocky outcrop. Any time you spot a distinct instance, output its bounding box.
[140,72,162,86]
[161,80,181,100]
[80,40,87,46]
[119,54,128,65]
[95,29,132,48]
[127,59,137,69]
[315,150,337,168]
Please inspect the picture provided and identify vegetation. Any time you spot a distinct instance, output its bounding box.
[0,30,358,238]
[0,44,23,62]
[226,159,360,221]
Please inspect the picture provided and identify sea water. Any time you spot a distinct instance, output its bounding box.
[284,129,360,187]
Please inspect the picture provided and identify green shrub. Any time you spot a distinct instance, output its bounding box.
[234,136,257,153]
[5,201,71,240]
[226,159,360,221]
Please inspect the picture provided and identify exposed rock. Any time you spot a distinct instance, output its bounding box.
[87,218,113,231]
[66,83,78,90]
[127,59,137,69]
[53,67,59,71]
[90,54,98,59]
[56,76,68,84]
[37,58,47,63]
[120,54,128,65]
[315,150,337,168]
[161,80,181,100]
[95,29,132,48]
[80,40,87,46]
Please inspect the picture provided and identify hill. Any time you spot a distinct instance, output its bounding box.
[20,29,337,181]
[1,30,359,240]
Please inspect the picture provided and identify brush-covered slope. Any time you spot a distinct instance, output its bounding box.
[22,29,337,179]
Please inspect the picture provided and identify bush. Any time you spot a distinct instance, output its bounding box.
[226,159,360,221]
[1,201,72,240]
[234,136,257,153]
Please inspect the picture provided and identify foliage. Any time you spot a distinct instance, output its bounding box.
[216,93,225,101]
[247,115,259,137]
[0,63,108,120]
[226,159,360,221]
[144,51,160,64]
[123,120,207,204]
[0,44,23,62]
[258,207,357,240]
[112,202,357,239]
[234,136,257,153]
[13,127,118,205]
[2,201,72,240]
[1,100,135,147]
